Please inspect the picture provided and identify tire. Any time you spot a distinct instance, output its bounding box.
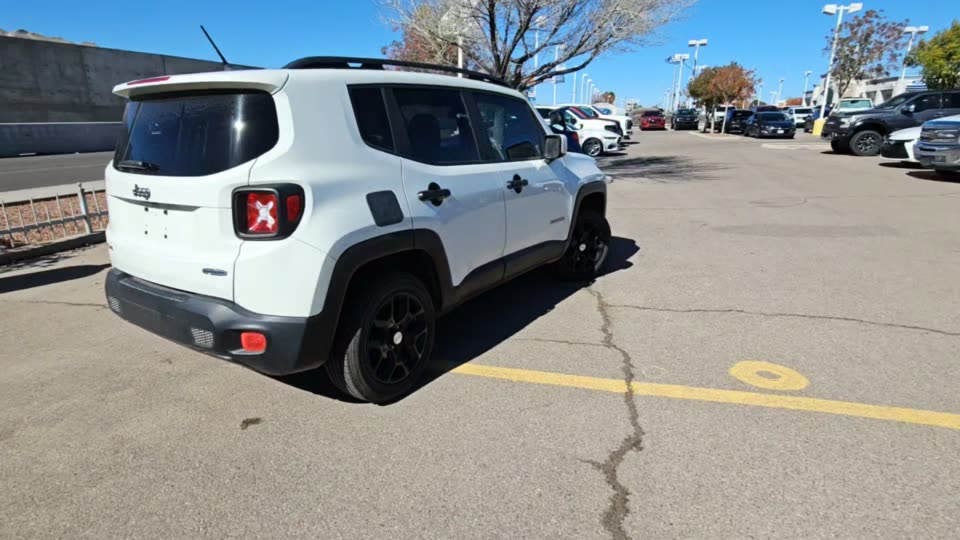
[325,273,436,403]
[582,138,603,157]
[830,139,850,153]
[849,130,883,156]
[553,209,611,281]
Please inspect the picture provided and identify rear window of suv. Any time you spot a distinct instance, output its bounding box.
[114,90,279,177]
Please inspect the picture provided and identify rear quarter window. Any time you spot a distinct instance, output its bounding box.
[348,86,395,152]
[114,91,278,177]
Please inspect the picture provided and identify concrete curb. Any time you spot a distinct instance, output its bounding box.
[0,232,105,265]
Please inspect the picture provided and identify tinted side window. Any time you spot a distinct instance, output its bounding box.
[913,93,941,112]
[392,87,479,165]
[473,92,544,161]
[942,92,960,109]
[348,87,394,152]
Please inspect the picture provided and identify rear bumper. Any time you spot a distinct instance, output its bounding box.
[105,269,332,375]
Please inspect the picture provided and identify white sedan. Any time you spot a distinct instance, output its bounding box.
[880,126,921,163]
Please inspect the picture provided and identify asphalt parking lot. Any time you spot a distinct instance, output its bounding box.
[2,131,959,538]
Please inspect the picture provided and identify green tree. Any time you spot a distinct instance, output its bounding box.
[907,21,960,90]
[598,91,616,104]
[826,9,908,100]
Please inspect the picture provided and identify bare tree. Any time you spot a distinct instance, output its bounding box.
[826,9,908,100]
[381,0,695,89]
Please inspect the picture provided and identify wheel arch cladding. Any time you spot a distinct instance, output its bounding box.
[347,249,443,311]
[854,122,887,135]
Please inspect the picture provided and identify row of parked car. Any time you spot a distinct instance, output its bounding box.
[535,104,634,157]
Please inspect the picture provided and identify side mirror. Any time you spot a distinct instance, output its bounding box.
[544,134,566,161]
[902,103,916,114]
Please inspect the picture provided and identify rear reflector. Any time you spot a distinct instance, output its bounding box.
[240,332,267,353]
[127,75,171,86]
[286,194,303,223]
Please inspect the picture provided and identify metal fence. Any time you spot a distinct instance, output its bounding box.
[0,181,108,250]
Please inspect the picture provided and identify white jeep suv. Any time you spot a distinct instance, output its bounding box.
[104,57,611,403]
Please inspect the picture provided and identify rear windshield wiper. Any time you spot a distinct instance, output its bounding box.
[117,160,159,172]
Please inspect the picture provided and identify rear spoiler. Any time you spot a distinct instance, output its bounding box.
[113,69,289,99]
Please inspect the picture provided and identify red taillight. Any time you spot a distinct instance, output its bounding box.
[571,132,580,144]
[246,192,279,234]
[285,194,303,223]
[234,185,304,239]
[240,332,267,353]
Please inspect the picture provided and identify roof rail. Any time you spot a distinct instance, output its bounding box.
[283,56,510,88]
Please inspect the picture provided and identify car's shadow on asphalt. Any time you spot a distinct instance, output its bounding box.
[878,161,925,170]
[0,264,110,294]
[602,155,728,182]
[905,170,960,182]
[277,236,640,404]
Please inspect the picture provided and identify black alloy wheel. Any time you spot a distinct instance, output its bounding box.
[850,130,883,156]
[555,210,611,281]
[326,273,436,403]
[365,293,428,385]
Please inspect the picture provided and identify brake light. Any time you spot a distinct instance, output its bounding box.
[571,132,580,144]
[127,75,171,86]
[233,185,305,239]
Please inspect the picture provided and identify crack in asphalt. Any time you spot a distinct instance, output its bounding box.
[514,337,606,348]
[586,288,645,540]
[8,299,107,310]
[607,304,960,337]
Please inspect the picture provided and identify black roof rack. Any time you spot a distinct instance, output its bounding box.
[283,56,510,88]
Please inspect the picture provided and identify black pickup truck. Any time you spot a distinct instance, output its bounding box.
[821,90,960,156]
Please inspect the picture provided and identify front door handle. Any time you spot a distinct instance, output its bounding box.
[418,182,451,206]
[507,174,529,193]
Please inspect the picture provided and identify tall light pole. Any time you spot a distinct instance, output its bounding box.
[802,70,812,106]
[820,3,863,118]
[900,25,928,81]
[756,81,763,106]
[770,91,778,106]
[666,53,689,112]
[776,77,785,105]
[687,39,708,106]
[580,74,590,103]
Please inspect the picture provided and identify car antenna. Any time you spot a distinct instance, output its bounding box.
[200,25,231,70]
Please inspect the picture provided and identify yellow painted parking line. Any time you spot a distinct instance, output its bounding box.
[452,363,960,431]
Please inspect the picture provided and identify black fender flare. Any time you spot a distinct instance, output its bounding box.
[563,180,607,251]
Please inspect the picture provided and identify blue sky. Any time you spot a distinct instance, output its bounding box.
[3,0,956,107]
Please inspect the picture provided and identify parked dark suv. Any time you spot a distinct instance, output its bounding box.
[821,90,960,156]
[671,108,699,130]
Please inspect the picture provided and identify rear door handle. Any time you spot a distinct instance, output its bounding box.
[418,182,451,206]
[507,174,529,193]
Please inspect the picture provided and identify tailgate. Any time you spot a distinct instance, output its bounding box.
[106,84,282,301]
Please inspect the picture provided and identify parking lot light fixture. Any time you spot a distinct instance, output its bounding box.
[802,70,813,106]
[687,39,708,106]
[820,3,864,118]
[900,25,929,81]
